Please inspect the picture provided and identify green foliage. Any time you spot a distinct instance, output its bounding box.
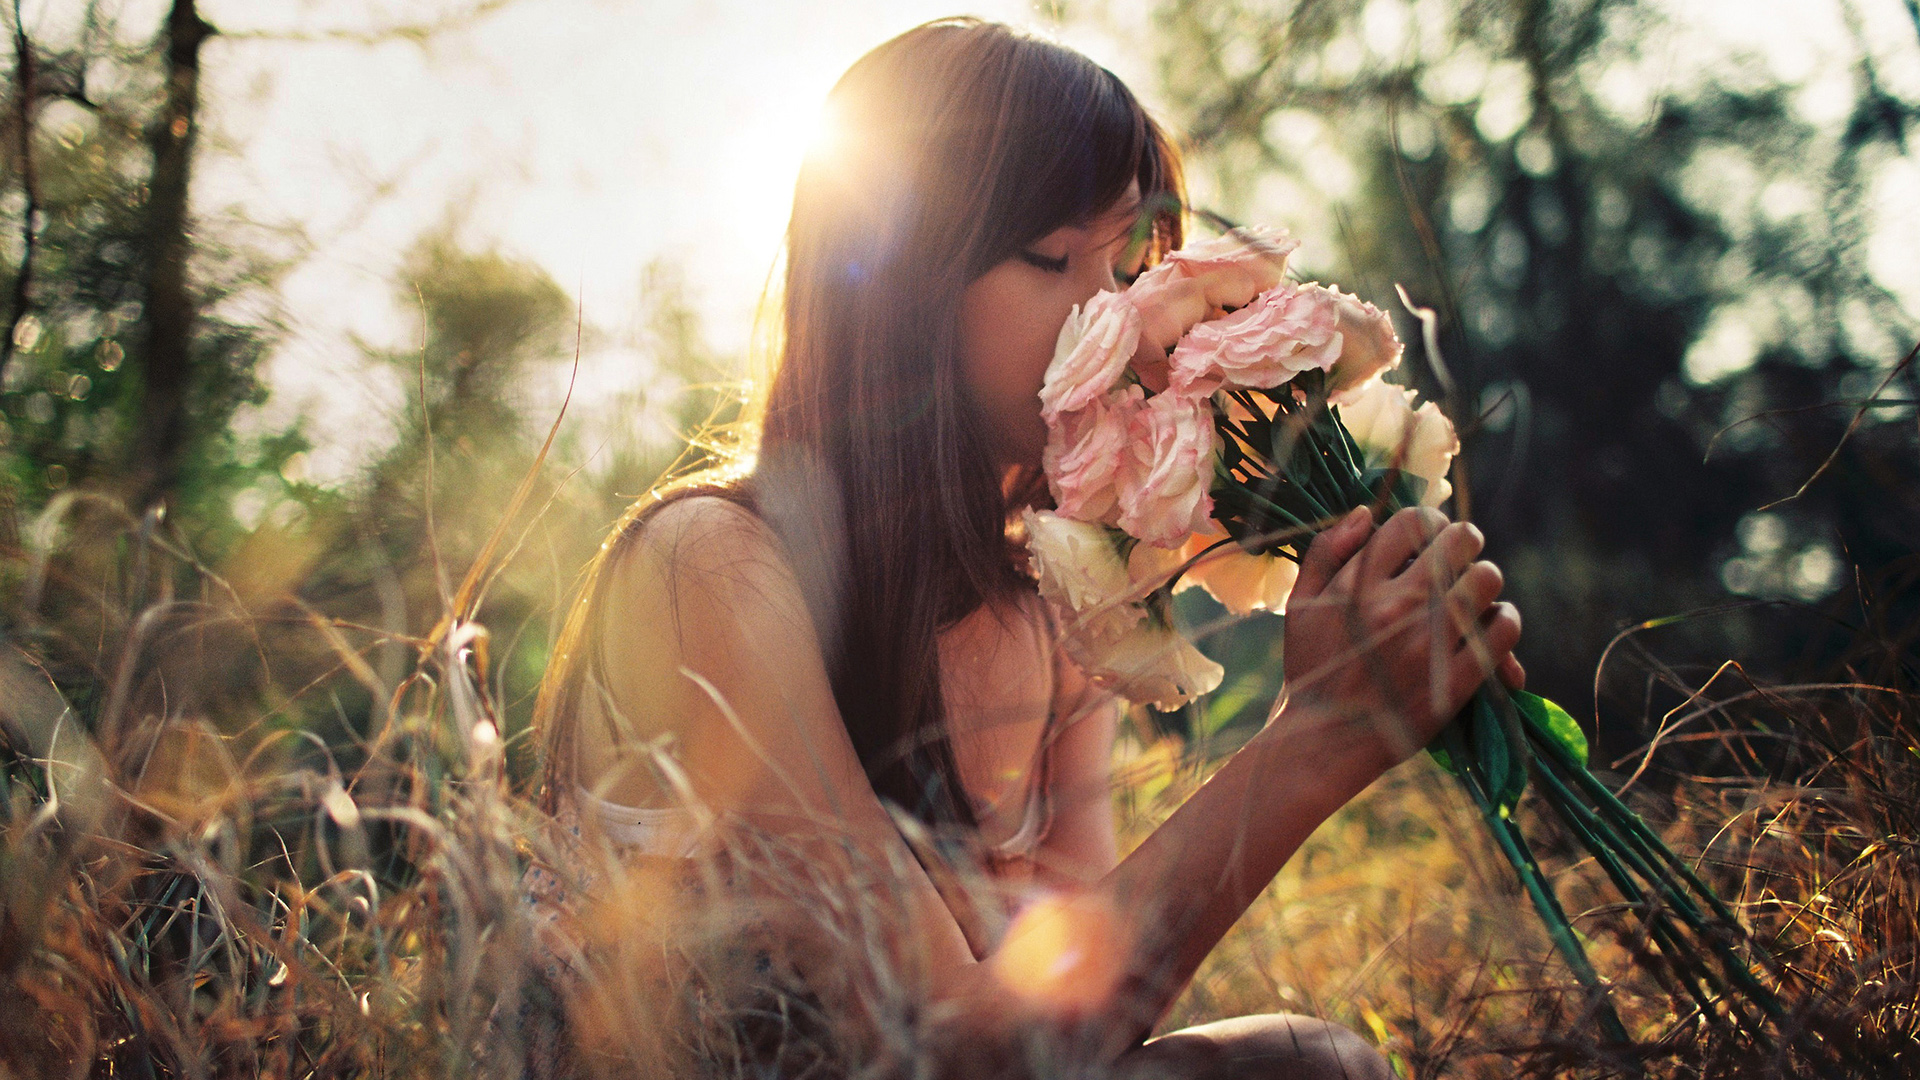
[1141,0,1920,747]
[0,6,282,559]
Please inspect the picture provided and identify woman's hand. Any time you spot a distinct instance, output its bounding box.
[1273,506,1525,781]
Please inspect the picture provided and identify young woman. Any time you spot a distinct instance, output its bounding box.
[531,17,1523,1078]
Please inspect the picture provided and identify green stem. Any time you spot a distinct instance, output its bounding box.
[1529,742,1788,1026]
[1532,761,1751,1035]
[1456,753,1631,1045]
[1526,723,1747,933]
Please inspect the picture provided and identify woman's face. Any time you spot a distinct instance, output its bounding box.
[959,181,1148,469]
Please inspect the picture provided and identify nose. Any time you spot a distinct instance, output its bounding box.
[1086,257,1121,298]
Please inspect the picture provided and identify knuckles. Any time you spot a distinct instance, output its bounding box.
[1464,559,1504,595]
[1366,583,1429,625]
[1402,506,1449,536]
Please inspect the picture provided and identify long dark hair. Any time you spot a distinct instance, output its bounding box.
[536,18,1184,827]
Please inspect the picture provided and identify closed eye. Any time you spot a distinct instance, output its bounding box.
[1018,250,1069,274]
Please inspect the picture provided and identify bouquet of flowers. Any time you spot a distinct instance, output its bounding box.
[1025,228,1786,1045]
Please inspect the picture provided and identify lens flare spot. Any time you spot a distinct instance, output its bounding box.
[990,891,1127,1014]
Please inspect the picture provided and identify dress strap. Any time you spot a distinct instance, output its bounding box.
[575,785,706,858]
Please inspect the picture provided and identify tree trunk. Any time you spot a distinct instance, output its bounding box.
[132,0,213,512]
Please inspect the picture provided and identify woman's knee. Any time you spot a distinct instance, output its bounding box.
[1127,1013,1393,1080]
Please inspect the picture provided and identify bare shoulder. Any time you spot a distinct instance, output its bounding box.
[617,494,786,578]
[604,495,810,625]
[578,493,841,804]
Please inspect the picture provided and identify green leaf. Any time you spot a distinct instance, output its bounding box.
[1472,698,1510,811]
[1513,690,1588,766]
[1474,693,1529,813]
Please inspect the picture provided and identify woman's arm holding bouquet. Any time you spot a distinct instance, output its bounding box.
[1080,504,1522,1044]
[581,493,1520,1049]
[1037,224,1788,1048]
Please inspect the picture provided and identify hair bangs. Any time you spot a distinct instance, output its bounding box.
[971,40,1174,273]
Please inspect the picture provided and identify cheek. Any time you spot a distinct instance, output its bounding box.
[958,273,1072,463]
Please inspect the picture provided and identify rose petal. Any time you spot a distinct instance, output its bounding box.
[1044,384,1145,524]
[1115,390,1218,547]
[1167,282,1344,395]
[1039,291,1140,420]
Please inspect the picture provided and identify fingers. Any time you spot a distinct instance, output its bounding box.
[1441,558,1502,636]
[1290,508,1373,604]
[1498,655,1526,691]
[1407,521,1484,592]
[1447,601,1522,705]
[1340,506,1447,590]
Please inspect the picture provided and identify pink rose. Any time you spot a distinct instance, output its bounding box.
[1132,224,1300,292]
[1116,389,1218,547]
[1167,282,1343,395]
[1322,285,1404,396]
[1038,290,1140,420]
[1044,385,1144,523]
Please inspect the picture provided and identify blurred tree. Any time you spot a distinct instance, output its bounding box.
[0,0,278,542]
[266,234,746,787]
[0,0,536,537]
[0,1,577,767]
[132,0,215,509]
[1131,0,1920,749]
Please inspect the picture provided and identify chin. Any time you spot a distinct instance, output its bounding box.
[1007,442,1046,473]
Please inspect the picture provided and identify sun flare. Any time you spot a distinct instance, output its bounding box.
[714,88,842,262]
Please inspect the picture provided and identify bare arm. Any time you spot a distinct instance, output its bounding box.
[1032,659,1120,887]
[577,497,1518,1051]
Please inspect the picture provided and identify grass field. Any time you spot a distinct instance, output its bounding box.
[0,487,1914,1078]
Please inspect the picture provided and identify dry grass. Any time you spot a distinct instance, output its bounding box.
[1140,612,1920,1076]
[0,488,1914,1078]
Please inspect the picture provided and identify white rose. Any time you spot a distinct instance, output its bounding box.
[1023,509,1142,644]
[1028,509,1226,710]
[1401,401,1458,506]
[1081,622,1225,711]
[1182,549,1301,616]
[1127,538,1189,590]
[1332,378,1458,507]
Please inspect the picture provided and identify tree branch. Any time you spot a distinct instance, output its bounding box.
[213,0,523,47]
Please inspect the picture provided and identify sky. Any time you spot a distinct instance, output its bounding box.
[46,0,1920,484]
[185,0,1143,482]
